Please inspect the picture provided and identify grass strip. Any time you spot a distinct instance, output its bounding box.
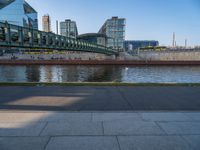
[0,82,200,87]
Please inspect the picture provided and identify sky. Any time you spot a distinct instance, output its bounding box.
[26,0,200,46]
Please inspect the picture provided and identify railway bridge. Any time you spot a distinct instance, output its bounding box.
[0,22,118,55]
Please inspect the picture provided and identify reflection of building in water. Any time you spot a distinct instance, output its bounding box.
[0,66,26,82]
[51,66,63,82]
[26,65,124,82]
[37,65,123,82]
[25,66,40,82]
[108,66,123,82]
[39,66,53,82]
[39,66,65,82]
[78,66,123,82]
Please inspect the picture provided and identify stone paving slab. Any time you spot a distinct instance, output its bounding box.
[0,112,200,150]
[42,112,92,123]
[141,112,192,121]
[0,113,46,123]
[0,112,92,123]
[182,135,200,150]
[0,137,49,150]
[118,136,191,150]
[41,121,103,136]
[158,122,200,135]
[45,136,120,150]
[92,112,142,122]
[0,123,46,136]
[103,120,165,135]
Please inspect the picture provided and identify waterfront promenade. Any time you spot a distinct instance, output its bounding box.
[0,85,200,150]
[0,86,200,111]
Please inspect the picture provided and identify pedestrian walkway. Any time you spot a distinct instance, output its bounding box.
[0,112,199,150]
[0,86,200,111]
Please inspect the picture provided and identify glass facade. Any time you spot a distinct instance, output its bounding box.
[99,17,125,51]
[60,19,78,39]
[0,0,15,9]
[77,33,107,46]
[124,40,159,52]
[0,0,38,29]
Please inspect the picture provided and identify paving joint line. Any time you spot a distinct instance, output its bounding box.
[116,86,133,110]
[39,122,48,136]
[155,121,168,135]
[43,136,52,150]
[179,135,194,149]
[116,136,122,150]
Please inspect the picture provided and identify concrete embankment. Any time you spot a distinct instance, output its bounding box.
[0,60,200,65]
[138,50,200,61]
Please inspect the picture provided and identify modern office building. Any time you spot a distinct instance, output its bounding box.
[42,14,51,32]
[60,19,78,39]
[99,16,126,51]
[124,40,159,52]
[77,33,108,47]
[0,0,38,29]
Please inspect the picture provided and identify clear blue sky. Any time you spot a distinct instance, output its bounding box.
[27,0,200,46]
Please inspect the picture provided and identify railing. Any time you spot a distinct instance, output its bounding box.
[0,22,118,55]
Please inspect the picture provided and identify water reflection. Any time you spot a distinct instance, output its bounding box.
[0,65,200,83]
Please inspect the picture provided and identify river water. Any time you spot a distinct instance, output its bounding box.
[0,65,200,83]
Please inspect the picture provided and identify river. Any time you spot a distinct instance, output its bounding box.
[0,65,200,83]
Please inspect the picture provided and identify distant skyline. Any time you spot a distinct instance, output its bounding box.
[27,0,200,46]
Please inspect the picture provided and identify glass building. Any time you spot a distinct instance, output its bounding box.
[124,40,159,52]
[0,0,38,29]
[99,17,126,51]
[77,33,108,47]
[60,19,78,39]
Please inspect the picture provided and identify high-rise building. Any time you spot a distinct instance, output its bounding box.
[42,14,51,32]
[60,19,78,39]
[0,0,38,29]
[99,16,126,51]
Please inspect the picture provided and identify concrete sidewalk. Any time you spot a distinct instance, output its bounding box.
[0,86,200,111]
[0,111,200,150]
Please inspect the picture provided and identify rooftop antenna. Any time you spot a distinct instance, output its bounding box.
[172,32,176,47]
[185,39,187,48]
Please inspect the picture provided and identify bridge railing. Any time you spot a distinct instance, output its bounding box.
[0,22,118,55]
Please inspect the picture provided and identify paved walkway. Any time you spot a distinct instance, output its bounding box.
[0,86,200,111]
[0,112,200,150]
[0,86,200,149]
